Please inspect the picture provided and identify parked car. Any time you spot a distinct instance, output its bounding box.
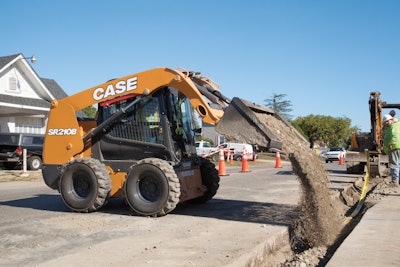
[0,133,44,170]
[322,147,346,163]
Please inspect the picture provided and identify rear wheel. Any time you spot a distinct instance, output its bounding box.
[189,158,220,203]
[59,158,111,212]
[27,155,42,170]
[125,158,180,217]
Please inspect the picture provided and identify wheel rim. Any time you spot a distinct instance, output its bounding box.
[137,173,162,202]
[73,173,92,198]
[31,159,40,169]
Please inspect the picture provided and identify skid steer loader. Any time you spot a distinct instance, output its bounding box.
[42,67,303,216]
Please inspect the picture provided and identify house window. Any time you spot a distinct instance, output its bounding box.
[7,77,21,94]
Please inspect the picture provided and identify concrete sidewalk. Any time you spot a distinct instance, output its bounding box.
[328,192,400,266]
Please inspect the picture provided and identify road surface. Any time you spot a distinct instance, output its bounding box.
[0,161,359,266]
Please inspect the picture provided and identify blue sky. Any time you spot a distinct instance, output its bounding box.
[2,0,400,131]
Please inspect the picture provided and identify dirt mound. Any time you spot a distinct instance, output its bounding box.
[217,101,343,251]
[255,112,342,250]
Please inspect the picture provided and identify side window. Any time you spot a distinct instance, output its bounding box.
[21,136,44,145]
[102,96,163,144]
[22,136,34,145]
[33,137,44,145]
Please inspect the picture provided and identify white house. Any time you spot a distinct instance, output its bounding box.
[0,53,67,134]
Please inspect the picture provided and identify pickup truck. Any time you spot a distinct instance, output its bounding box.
[0,133,44,170]
[195,141,217,157]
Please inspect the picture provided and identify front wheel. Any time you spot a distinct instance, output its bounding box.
[59,158,111,212]
[125,158,180,217]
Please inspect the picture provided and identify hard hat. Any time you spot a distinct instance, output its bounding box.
[383,114,393,123]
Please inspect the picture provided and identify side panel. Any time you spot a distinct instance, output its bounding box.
[177,168,205,201]
[43,101,83,164]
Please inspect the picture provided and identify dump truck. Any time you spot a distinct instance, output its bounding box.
[345,91,400,177]
[42,67,305,217]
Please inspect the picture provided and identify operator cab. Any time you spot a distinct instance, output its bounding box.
[93,87,198,171]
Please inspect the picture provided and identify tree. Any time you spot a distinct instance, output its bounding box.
[264,93,293,120]
[82,106,97,118]
[292,115,353,148]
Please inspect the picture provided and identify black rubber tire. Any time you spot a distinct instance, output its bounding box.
[125,158,180,217]
[189,158,220,204]
[210,154,218,162]
[235,155,242,161]
[59,158,112,212]
[27,155,42,170]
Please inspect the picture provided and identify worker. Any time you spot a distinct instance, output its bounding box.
[383,114,400,186]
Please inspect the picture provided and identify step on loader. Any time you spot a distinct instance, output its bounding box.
[42,67,305,216]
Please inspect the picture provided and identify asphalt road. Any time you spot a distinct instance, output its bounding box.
[0,161,358,266]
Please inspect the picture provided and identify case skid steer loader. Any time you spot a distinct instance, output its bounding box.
[42,67,301,216]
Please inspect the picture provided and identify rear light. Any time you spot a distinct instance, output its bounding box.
[15,147,23,156]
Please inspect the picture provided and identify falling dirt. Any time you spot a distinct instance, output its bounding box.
[217,97,343,252]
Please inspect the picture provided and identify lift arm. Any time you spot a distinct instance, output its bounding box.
[43,67,225,163]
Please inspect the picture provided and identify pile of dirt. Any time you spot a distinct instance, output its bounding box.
[217,99,343,252]
[253,112,342,251]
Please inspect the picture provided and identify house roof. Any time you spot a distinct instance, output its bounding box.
[0,94,50,108]
[0,54,68,102]
[0,54,71,117]
[0,54,19,68]
[41,78,68,99]
[0,54,89,118]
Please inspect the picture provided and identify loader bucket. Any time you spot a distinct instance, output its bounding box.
[216,97,309,151]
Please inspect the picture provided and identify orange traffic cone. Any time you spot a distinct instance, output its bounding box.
[229,152,234,165]
[253,152,257,163]
[240,151,251,173]
[218,148,229,176]
[338,151,344,165]
[275,151,282,168]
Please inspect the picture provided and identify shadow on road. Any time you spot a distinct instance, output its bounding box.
[1,194,299,226]
[173,198,299,226]
[0,194,68,212]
